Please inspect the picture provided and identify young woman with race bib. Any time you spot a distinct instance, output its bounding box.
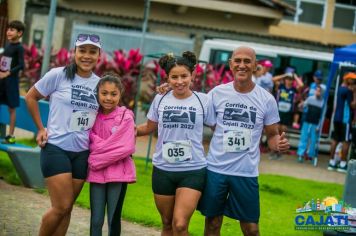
[136,51,214,235]
[25,34,102,236]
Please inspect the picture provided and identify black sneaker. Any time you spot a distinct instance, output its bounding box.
[1,135,16,144]
[337,164,347,173]
[327,162,337,171]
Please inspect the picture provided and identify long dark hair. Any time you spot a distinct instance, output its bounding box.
[63,62,77,81]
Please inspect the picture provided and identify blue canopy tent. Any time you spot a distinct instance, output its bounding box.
[324,44,356,105]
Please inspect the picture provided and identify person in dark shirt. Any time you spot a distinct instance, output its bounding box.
[297,85,324,163]
[328,72,356,172]
[270,68,303,159]
[0,20,25,144]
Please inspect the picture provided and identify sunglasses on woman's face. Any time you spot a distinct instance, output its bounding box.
[76,34,100,43]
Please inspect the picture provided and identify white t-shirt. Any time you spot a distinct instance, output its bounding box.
[35,67,100,152]
[207,82,280,177]
[147,91,215,171]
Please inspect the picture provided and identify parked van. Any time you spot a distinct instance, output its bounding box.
[199,39,334,152]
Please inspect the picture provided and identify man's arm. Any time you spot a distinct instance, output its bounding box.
[294,74,304,90]
[136,119,158,136]
[264,123,289,153]
[156,82,171,95]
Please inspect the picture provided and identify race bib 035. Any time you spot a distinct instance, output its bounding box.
[162,140,192,163]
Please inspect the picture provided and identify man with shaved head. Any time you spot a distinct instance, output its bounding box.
[198,46,289,236]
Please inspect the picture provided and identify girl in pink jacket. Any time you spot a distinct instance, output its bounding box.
[87,74,136,236]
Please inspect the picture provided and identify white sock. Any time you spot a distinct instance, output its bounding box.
[329,159,336,166]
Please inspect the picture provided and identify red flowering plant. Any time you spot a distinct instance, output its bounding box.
[192,63,233,92]
[94,51,117,75]
[138,60,233,112]
[22,45,233,110]
[22,44,43,87]
[22,45,144,109]
[51,47,71,68]
[105,49,143,109]
[138,60,167,113]
[22,44,72,88]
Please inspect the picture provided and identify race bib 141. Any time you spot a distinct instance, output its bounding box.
[69,110,97,132]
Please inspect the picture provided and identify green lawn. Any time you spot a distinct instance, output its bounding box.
[0,149,343,235]
[77,159,343,236]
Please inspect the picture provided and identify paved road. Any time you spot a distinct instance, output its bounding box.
[0,179,160,236]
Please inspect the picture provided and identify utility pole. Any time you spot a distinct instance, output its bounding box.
[40,0,57,77]
[135,0,151,118]
[139,0,150,54]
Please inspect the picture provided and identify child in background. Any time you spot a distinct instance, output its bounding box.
[87,74,136,236]
[0,20,25,144]
[273,67,304,131]
[271,67,303,159]
[297,85,324,163]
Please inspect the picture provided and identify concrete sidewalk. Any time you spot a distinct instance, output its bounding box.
[0,179,160,236]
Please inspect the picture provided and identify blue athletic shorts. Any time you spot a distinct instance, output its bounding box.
[198,170,260,223]
[40,143,89,179]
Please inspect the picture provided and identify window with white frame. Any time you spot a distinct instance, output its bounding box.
[334,0,356,32]
[283,0,326,26]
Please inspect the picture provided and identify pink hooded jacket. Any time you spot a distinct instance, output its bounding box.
[87,106,136,184]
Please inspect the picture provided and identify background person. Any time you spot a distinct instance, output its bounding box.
[0,20,25,144]
[351,79,356,160]
[297,85,324,163]
[255,59,274,93]
[198,47,289,236]
[328,72,356,173]
[308,70,326,97]
[25,34,102,236]
[136,51,215,236]
[87,74,136,236]
[273,67,304,130]
[252,64,263,83]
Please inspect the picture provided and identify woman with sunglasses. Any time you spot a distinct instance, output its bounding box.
[25,34,101,236]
